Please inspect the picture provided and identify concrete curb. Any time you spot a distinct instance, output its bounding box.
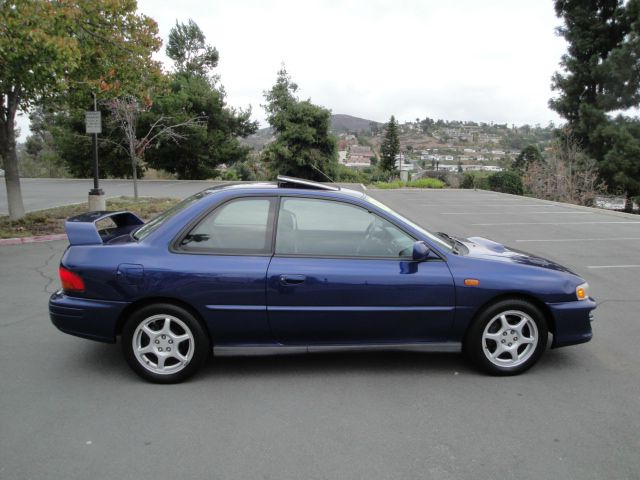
[0,233,67,246]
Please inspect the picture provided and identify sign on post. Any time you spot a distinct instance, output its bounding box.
[85,111,102,134]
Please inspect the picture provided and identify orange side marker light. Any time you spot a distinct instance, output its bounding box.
[464,278,480,287]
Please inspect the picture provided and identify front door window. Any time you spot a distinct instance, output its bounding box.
[275,197,415,258]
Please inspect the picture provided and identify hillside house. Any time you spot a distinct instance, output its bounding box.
[343,144,375,168]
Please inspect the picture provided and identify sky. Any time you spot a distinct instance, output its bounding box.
[140,0,568,127]
[16,0,569,140]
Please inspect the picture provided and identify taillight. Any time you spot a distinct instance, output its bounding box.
[59,267,85,293]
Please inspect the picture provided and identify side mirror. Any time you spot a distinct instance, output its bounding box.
[412,241,431,261]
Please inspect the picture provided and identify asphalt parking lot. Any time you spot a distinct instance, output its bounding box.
[1,187,639,480]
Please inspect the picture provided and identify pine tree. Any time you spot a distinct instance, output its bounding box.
[550,0,640,198]
[380,116,400,172]
[262,67,338,181]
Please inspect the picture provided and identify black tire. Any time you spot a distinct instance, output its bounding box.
[122,303,210,383]
[464,298,548,376]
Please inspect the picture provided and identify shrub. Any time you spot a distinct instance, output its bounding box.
[460,171,490,190]
[487,171,523,195]
[374,178,446,189]
[460,172,475,189]
[409,178,446,188]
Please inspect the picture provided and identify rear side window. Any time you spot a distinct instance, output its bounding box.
[179,198,275,254]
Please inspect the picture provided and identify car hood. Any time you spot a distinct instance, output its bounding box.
[457,236,576,274]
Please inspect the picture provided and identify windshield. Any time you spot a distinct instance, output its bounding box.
[132,192,205,241]
[365,196,453,252]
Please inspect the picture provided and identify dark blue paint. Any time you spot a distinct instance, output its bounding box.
[266,256,455,343]
[50,183,595,351]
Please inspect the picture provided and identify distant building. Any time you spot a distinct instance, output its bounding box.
[343,144,374,168]
[462,165,503,172]
[350,145,373,156]
[394,154,415,171]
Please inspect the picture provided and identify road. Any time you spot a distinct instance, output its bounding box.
[0,178,219,215]
[1,187,639,480]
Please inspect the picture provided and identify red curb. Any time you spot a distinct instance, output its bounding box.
[0,233,68,246]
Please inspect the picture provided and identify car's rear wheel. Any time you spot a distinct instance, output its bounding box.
[465,299,548,376]
[122,303,210,383]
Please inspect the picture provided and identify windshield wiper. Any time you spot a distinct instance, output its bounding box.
[437,231,462,254]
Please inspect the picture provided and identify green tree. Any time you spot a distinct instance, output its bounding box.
[49,109,141,179]
[513,145,544,172]
[22,109,64,178]
[380,115,400,172]
[166,19,219,77]
[550,0,640,198]
[262,67,338,181]
[145,75,256,179]
[0,0,161,218]
[144,20,257,180]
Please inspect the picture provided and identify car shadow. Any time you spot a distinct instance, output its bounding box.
[203,350,471,380]
[68,341,470,380]
[65,340,585,382]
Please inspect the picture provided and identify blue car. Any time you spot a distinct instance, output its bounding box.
[49,176,595,382]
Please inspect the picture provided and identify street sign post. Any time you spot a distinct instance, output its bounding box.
[86,94,105,211]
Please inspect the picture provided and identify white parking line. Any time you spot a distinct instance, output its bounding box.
[516,237,640,243]
[587,265,640,269]
[442,211,591,215]
[472,221,640,226]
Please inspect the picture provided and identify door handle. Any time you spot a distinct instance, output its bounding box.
[279,274,306,286]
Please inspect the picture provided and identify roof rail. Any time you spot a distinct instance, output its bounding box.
[276,175,340,191]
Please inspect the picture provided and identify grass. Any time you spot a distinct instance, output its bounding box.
[0,196,180,239]
[373,178,447,189]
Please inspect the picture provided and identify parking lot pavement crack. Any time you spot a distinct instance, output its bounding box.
[35,243,58,294]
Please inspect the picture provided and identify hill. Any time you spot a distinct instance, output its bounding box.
[241,114,382,150]
[330,114,381,133]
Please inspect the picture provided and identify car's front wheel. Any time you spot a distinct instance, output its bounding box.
[122,303,210,383]
[465,299,548,376]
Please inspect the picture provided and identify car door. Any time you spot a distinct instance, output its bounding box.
[266,196,455,345]
[168,196,277,344]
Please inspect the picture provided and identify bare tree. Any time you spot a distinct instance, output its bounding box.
[523,133,606,205]
[106,96,206,198]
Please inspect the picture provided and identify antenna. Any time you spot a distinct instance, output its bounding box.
[309,162,337,186]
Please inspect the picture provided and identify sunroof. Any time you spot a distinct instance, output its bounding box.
[276,175,340,191]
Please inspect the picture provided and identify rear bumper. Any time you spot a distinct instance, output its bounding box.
[49,290,128,343]
[548,297,596,348]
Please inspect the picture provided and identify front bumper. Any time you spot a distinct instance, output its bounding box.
[548,297,596,348]
[49,290,129,343]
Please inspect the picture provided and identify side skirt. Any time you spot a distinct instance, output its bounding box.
[214,342,461,357]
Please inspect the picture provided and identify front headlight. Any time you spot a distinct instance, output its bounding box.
[576,282,590,301]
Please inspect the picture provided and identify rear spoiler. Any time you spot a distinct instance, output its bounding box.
[65,211,144,245]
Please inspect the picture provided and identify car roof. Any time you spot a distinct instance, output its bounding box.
[200,176,366,199]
